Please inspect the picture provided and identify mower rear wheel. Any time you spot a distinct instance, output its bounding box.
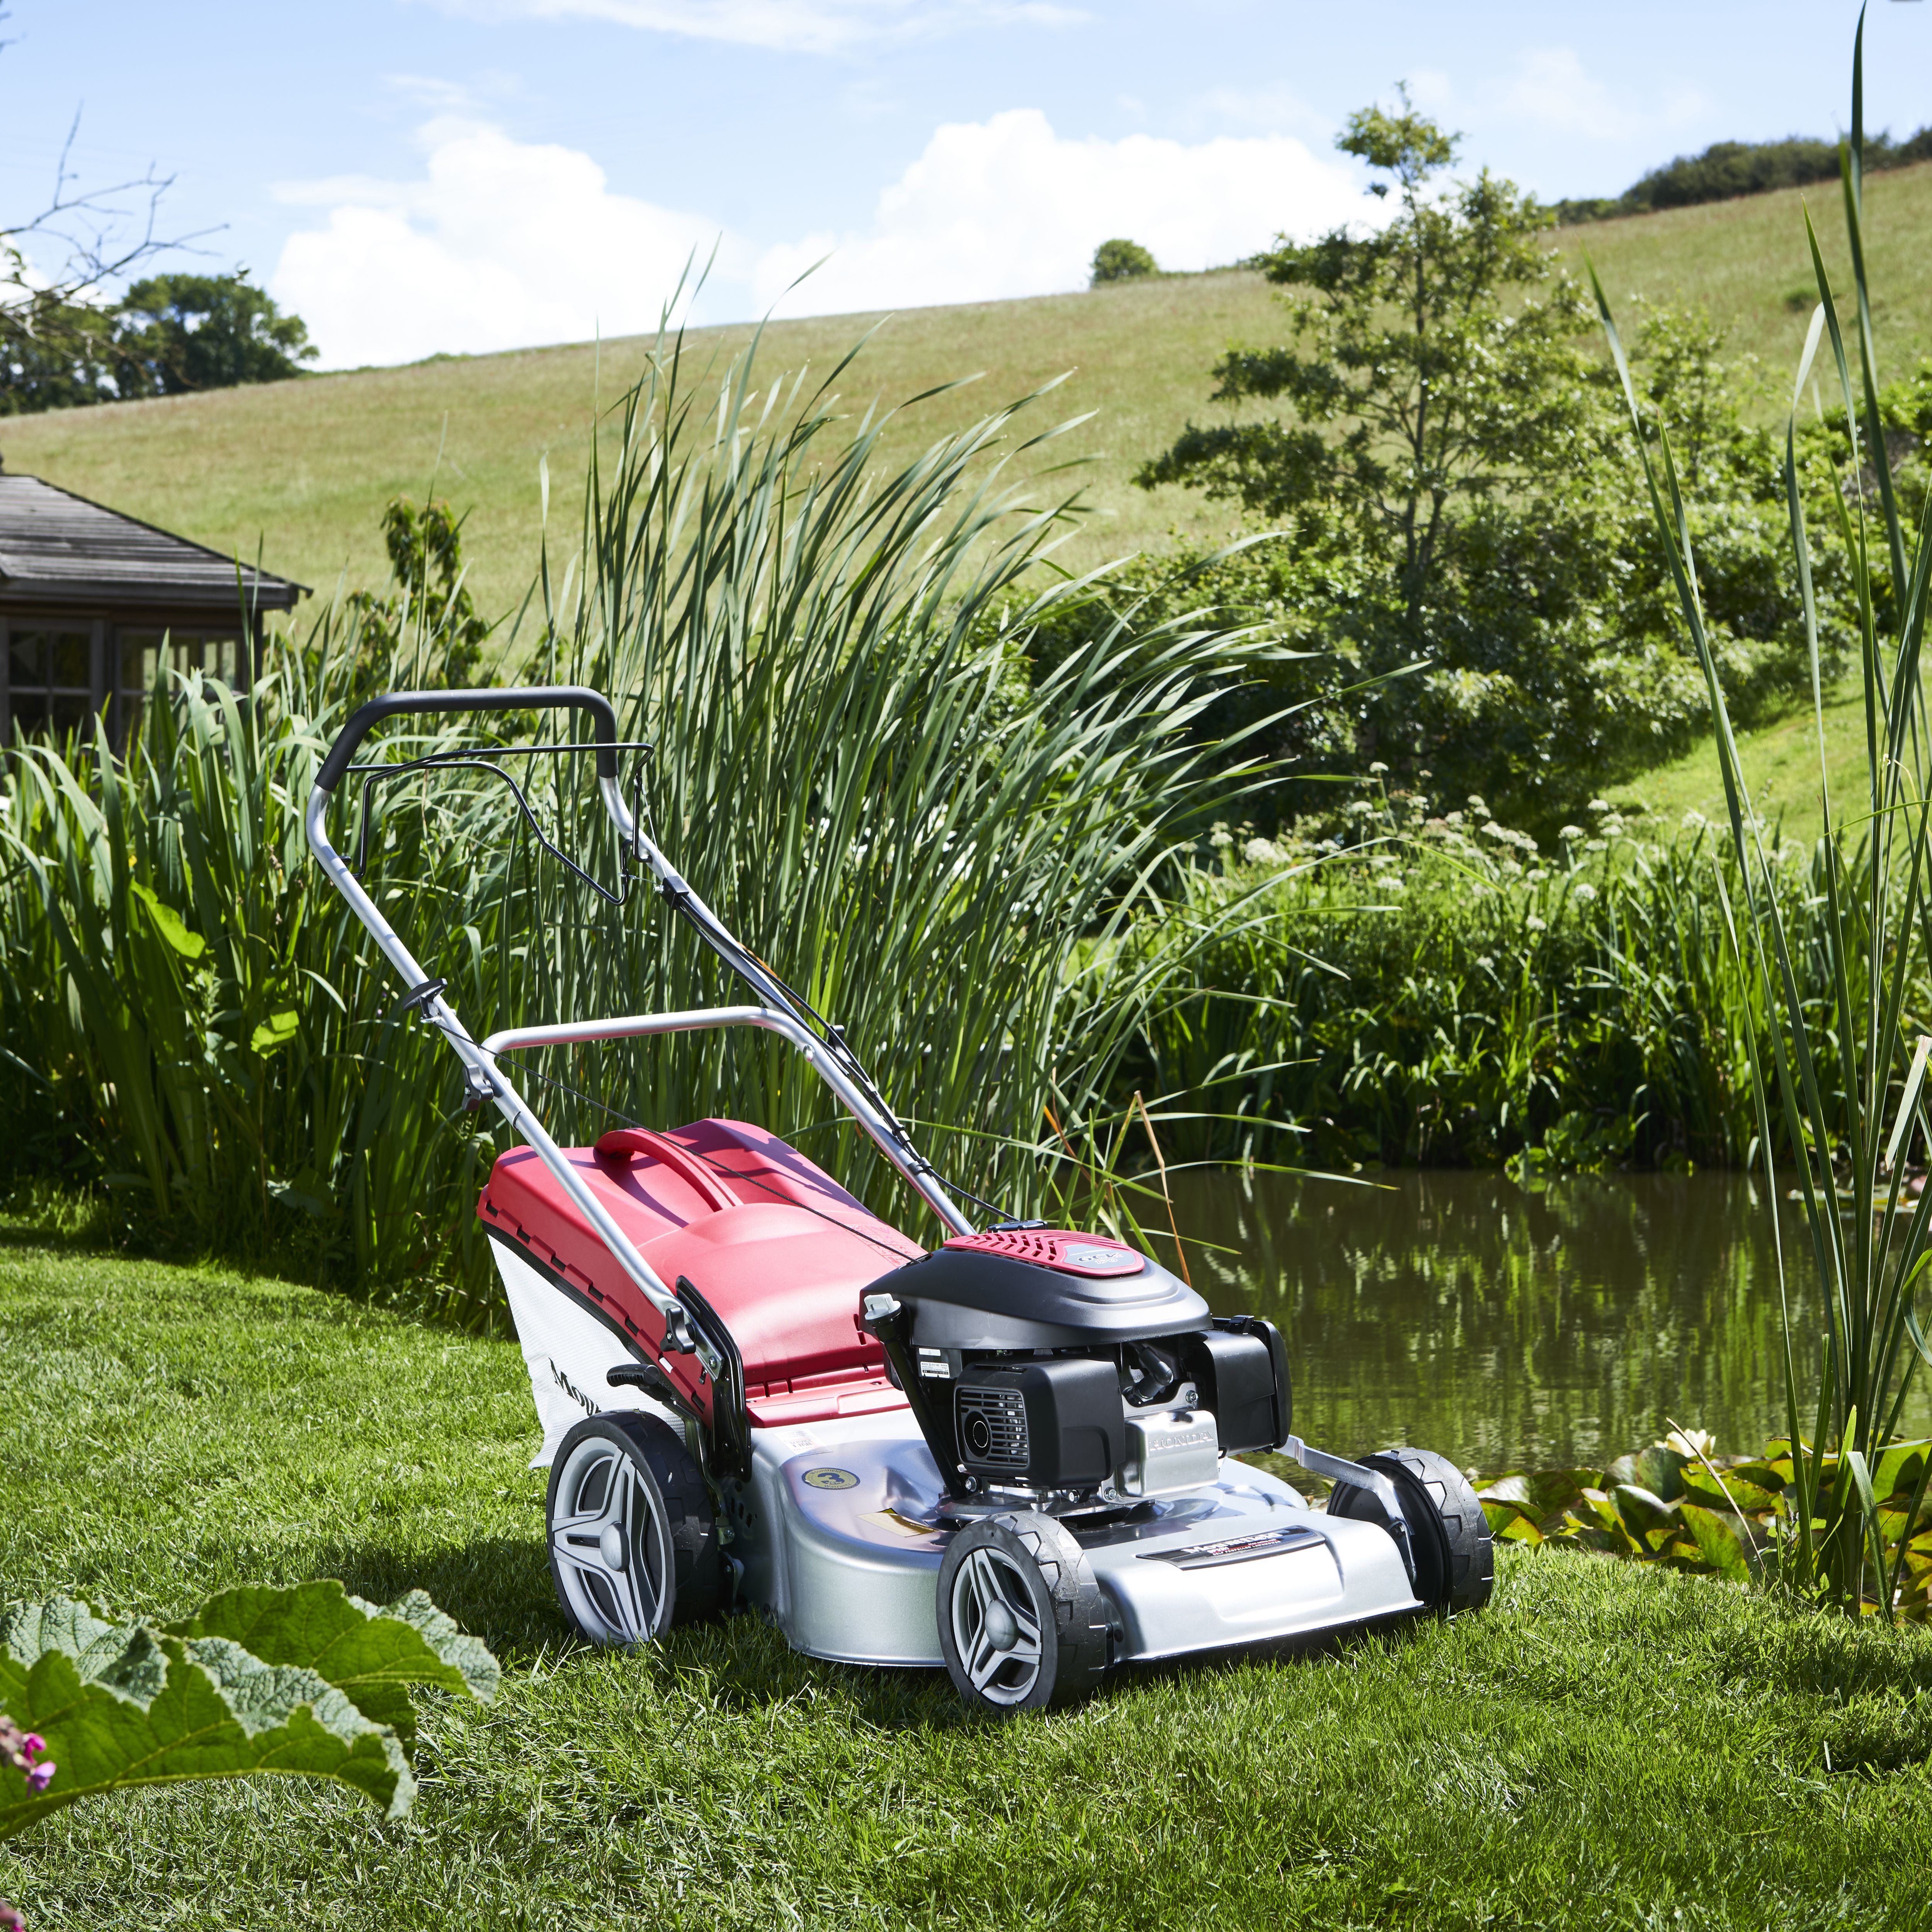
[546,1412,720,1645]
[937,1510,1110,1714]
[1327,1446,1494,1616]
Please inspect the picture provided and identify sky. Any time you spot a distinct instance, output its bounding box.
[0,1,1925,370]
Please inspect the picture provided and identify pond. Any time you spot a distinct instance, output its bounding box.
[1172,1168,1932,1473]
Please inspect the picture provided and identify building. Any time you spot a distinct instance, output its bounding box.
[0,460,307,745]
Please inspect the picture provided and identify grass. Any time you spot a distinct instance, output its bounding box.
[7,158,1932,628]
[1609,672,1872,849]
[5,1232,1932,1930]
[1566,160,1932,382]
[0,270,1282,622]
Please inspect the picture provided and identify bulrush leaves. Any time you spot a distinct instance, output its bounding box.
[1589,9,1932,1619]
[0,288,1301,1298]
[0,1582,496,1838]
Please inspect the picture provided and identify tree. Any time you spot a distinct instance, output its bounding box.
[0,2,203,415]
[1091,238,1157,285]
[1140,92,1598,630]
[342,497,495,694]
[1129,93,1841,827]
[111,272,315,394]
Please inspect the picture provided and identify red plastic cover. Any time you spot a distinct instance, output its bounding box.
[478,1117,921,1426]
[940,1228,1146,1277]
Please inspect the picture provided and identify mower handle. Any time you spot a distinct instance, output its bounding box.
[314,686,621,793]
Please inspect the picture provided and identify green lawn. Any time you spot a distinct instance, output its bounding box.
[4,1230,1930,1929]
[6,157,1932,633]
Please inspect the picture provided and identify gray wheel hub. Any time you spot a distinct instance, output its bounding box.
[549,1434,672,1644]
[950,1546,1044,1705]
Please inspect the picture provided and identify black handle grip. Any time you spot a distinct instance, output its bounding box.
[314,686,622,794]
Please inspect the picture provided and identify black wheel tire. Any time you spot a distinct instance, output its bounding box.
[1327,1446,1494,1616]
[936,1510,1111,1714]
[546,1411,721,1645]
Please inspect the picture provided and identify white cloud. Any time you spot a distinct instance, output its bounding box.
[1192,84,1318,134]
[1500,48,1706,144]
[752,109,1370,317]
[269,106,1376,367]
[270,117,729,368]
[422,0,1085,55]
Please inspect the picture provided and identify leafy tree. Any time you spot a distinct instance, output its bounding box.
[0,301,120,417]
[1091,238,1157,285]
[1140,93,1598,629]
[111,271,316,394]
[1131,95,1843,826]
[342,497,494,694]
[0,271,316,415]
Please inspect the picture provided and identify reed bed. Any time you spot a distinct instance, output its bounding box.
[1125,795,1885,1176]
[0,318,1283,1312]
[1587,12,1932,1617]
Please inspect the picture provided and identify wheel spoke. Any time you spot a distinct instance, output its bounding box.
[967,1633,1007,1690]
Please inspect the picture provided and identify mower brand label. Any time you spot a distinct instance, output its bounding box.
[1139,1525,1323,1570]
[1061,1243,1136,1270]
[550,1359,600,1417]
[801,1468,860,1490]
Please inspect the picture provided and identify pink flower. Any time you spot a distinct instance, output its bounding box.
[24,1762,53,1793]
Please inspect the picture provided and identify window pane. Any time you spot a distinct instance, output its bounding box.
[9,691,48,731]
[50,692,90,733]
[119,633,162,693]
[9,632,43,682]
[206,636,242,684]
[49,632,89,689]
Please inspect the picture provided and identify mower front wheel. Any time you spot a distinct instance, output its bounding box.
[937,1510,1110,1714]
[546,1411,720,1645]
[1327,1446,1494,1616]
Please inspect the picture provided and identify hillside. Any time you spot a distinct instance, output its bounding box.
[0,271,1284,623]
[2,158,1930,836]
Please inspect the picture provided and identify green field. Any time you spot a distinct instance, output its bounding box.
[3,1227,1931,1929]
[6,158,1932,629]
[3,162,1929,829]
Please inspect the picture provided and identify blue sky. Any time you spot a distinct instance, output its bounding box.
[1,1,1923,367]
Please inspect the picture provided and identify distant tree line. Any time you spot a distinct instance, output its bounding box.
[1553,126,1932,226]
[0,271,316,417]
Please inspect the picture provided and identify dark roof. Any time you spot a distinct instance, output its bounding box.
[0,471,308,612]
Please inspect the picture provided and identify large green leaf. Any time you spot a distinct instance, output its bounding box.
[167,1580,498,1742]
[0,1599,409,1839]
[128,880,206,961]
[1679,1502,1754,1582]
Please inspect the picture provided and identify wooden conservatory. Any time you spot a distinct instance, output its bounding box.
[0,461,306,747]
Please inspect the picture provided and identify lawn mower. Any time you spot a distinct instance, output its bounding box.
[306,687,1494,1713]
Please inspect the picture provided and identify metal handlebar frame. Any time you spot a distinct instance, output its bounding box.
[304,687,976,1376]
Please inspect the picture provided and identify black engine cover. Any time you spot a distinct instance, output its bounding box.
[882,1244,1211,1349]
[953,1357,1126,1488]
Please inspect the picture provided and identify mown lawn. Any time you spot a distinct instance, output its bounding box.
[4,1229,1931,1931]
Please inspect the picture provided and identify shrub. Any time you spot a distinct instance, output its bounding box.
[1090,238,1157,285]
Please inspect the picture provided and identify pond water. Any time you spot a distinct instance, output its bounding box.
[1170,1168,1932,1474]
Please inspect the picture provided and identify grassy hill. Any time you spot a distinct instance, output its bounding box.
[3,158,1930,830]
[6,156,1932,623]
[0,270,1286,624]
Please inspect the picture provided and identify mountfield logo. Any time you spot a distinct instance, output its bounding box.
[550,1359,599,1416]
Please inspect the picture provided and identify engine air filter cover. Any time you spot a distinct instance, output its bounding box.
[878,1233,1212,1349]
[941,1230,1144,1277]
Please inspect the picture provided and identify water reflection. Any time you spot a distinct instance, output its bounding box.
[1172,1168,1932,1471]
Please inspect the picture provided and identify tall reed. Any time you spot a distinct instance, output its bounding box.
[0,317,1287,1306]
[1590,12,1932,1616]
